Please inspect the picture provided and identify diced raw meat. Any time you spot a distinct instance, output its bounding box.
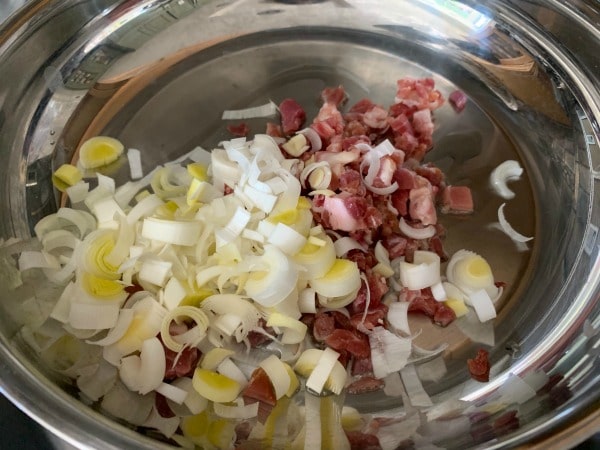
[163,344,199,381]
[363,106,389,129]
[339,168,366,196]
[411,109,434,137]
[383,234,408,259]
[243,367,277,406]
[409,182,437,225]
[321,85,347,106]
[312,102,345,137]
[467,349,491,382]
[313,312,335,342]
[279,98,306,135]
[227,122,250,137]
[350,98,376,114]
[265,122,283,138]
[434,303,457,327]
[449,89,468,112]
[325,329,370,358]
[441,185,474,214]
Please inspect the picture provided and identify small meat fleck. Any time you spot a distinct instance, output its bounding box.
[467,348,491,382]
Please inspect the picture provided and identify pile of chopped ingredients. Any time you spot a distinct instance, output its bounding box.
[10,78,535,449]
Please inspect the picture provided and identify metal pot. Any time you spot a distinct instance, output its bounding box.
[0,1,598,448]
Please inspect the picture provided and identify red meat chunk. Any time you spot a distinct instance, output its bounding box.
[467,349,491,382]
[279,98,306,135]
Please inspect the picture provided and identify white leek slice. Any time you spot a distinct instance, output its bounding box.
[431,281,447,301]
[201,348,236,370]
[300,161,332,190]
[305,347,340,395]
[103,297,167,363]
[310,259,361,298]
[86,308,134,346]
[143,407,179,438]
[369,326,412,379]
[156,382,188,404]
[91,197,123,229]
[160,306,209,352]
[192,368,242,403]
[298,288,317,314]
[469,289,497,322]
[127,148,143,180]
[259,354,291,400]
[498,203,533,243]
[79,136,124,169]
[267,223,307,256]
[76,360,118,402]
[446,250,495,295]
[490,160,523,199]
[151,165,190,200]
[138,259,172,287]
[297,127,322,151]
[33,208,93,240]
[18,251,60,271]
[243,184,278,213]
[244,245,298,307]
[222,101,277,120]
[65,181,89,203]
[141,217,202,246]
[294,235,336,280]
[68,302,120,330]
[387,302,411,336]
[171,377,208,414]
[187,179,221,206]
[119,337,166,395]
[52,164,82,192]
[283,134,309,157]
[79,230,119,279]
[201,294,261,342]
[163,277,188,310]
[50,282,76,323]
[100,381,154,426]
[213,401,259,420]
[97,172,116,194]
[40,230,80,253]
[398,250,440,290]
[294,349,347,395]
[211,149,242,192]
[266,312,307,344]
[399,217,436,239]
[333,237,365,258]
[216,358,248,387]
[104,215,135,267]
[126,194,164,225]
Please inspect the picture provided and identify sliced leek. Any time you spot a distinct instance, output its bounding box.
[192,368,242,403]
[79,136,124,169]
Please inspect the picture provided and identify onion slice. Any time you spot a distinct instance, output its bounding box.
[221,101,278,120]
[399,217,436,240]
[498,203,533,243]
[490,160,523,199]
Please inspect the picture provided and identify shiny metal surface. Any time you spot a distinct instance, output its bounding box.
[0,1,598,449]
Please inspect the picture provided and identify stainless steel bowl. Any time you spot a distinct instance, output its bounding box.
[0,1,598,448]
